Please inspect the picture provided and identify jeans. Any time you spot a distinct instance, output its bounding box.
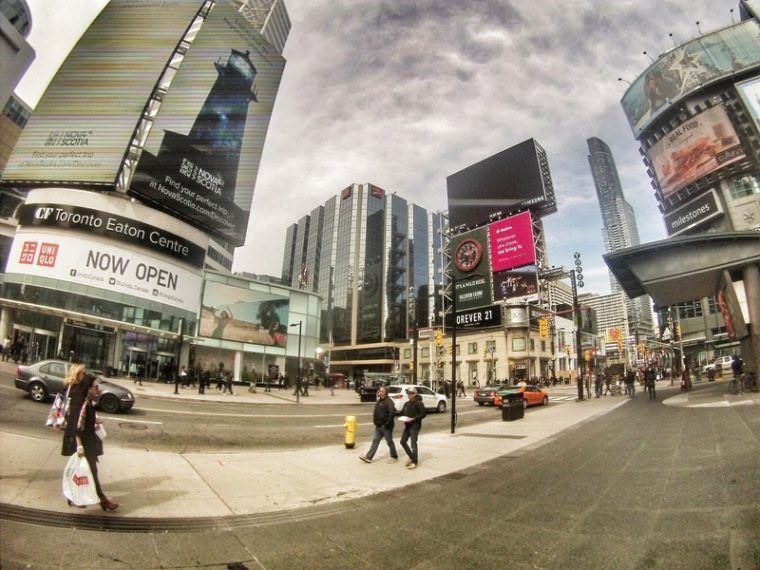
[366,425,397,460]
[400,422,421,464]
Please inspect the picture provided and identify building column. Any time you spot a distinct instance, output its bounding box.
[743,263,760,385]
[0,307,11,340]
[113,329,124,373]
[233,350,242,382]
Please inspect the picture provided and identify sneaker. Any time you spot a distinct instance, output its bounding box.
[359,456,372,463]
[406,463,417,470]
[405,459,413,467]
[387,457,398,463]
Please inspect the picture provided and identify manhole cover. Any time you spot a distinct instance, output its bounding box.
[119,423,148,430]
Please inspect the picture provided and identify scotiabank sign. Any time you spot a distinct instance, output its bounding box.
[6,230,201,312]
[17,204,205,268]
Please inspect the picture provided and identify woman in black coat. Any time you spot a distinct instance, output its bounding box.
[61,364,119,511]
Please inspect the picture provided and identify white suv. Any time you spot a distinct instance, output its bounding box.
[703,355,735,373]
[386,384,447,414]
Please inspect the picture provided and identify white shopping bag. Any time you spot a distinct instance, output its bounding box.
[62,455,100,506]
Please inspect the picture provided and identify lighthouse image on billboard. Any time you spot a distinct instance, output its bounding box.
[132,48,260,245]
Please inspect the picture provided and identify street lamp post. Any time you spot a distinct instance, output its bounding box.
[451,274,457,434]
[290,321,302,405]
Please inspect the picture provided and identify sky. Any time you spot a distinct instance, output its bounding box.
[16,0,744,295]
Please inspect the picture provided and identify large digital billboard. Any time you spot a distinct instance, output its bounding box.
[647,105,745,198]
[492,265,538,302]
[449,226,493,311]
[130,2,286,245]
[621,19,760,137]
[1,1,201,185]
[736,76,760,133]
[488,211,535,272]
[199,280,289,346]
[446,138,556,229]
[5,229,202,312]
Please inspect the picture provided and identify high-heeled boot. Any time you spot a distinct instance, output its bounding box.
[100,498,119,511]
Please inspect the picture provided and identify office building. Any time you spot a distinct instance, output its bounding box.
[587,136,654,342]
[281,183,446,377]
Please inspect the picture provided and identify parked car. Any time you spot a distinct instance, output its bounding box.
[702,355,734,374]
[387,384,447,413]
[493,384,549,408]
[15,360,135,413]
[473,384,510,406]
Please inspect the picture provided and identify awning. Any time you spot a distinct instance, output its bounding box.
[603,232,760,307]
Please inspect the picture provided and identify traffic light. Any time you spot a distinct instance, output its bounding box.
[538,317,549,338]
[434,328,444,346]
[674,323,681,341]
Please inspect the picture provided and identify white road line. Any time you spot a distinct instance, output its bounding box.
[136,406,372,419]
[101,416,163,425]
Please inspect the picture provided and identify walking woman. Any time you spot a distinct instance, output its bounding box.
[61,364,119,511]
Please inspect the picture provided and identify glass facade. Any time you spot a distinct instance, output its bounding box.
[281,184,446,356]
[332,189,355,344]
[384,195,408,341]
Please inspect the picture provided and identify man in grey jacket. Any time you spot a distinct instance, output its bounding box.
[359,386,398,463]
[399,387,426,469]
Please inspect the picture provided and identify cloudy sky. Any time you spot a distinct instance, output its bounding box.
[17,0,742,294]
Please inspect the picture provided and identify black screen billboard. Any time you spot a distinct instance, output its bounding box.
[446,138,556,229]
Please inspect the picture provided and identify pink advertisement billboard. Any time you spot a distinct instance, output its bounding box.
[488,211,535,272]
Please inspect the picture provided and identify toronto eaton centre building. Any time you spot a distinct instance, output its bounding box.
[0,0,323,381]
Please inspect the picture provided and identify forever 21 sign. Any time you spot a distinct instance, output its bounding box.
[446,304,502,328]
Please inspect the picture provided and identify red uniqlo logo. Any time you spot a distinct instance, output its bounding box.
[72,474,90,486]
[19,241,37,264]
[37,242,59,267]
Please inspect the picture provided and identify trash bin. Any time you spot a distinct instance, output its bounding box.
[359,387,378,402]
[501,393,524,421]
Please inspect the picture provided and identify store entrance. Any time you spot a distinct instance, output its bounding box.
[62,324,113,371]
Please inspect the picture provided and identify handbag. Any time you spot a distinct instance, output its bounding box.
[62,454,100,506]
[45,385,71,430]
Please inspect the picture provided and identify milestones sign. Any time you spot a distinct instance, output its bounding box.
[16,204,205,268]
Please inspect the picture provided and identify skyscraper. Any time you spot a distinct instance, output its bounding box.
[587,137,653,340]
[281,184,445,377]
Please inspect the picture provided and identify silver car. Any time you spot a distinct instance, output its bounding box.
[15,360,135,413]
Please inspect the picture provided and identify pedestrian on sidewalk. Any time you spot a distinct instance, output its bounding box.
[359,387,398,464]
[457,380,467,397]
[301,376,310,397]
[625,368,636,398]
[645,367,656,401]
[584,372,592,400]
[61,364,119,512]
[399,387,426,469]
[594,372,603,398]
[198,367,207,395]
[604,372,613,396]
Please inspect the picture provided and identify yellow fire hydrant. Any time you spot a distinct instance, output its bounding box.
[343,415,357,449]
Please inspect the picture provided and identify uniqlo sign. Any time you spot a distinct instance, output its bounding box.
[37,243,59,267]
[18,241,59,267]
[19,241,37,264]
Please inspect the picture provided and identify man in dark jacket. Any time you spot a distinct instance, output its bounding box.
[359,386,398,463]
[399,387,426,469]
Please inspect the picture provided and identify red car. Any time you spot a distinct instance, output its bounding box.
[493,385,549,408]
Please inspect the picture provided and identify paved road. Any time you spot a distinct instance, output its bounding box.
[2,383,757,569]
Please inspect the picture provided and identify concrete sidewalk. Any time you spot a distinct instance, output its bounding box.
[0,396,628,519]
[662,377,760,408]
